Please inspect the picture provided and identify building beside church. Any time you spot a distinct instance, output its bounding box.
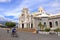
[18,7,60,30]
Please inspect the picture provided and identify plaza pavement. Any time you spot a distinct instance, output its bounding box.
[0,29,60,40]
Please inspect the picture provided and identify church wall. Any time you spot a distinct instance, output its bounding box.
[33,18,40,30]
[48,19,53,28]
[18,7,60,30]
[41,18,49,28]
[52,18,60,28]
[49,18,60,28]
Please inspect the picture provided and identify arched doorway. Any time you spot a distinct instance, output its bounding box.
[31,23,33,28]
[55,21,58,26]
[49,22,52,28]
[22,23,24,28]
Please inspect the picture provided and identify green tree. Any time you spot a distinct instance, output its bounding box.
[5,22,16,28]
[38,22,44,30]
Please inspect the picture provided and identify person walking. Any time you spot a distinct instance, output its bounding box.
[7,29,9,33]
[11,27,17,37]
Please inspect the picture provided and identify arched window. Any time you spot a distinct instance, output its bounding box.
[44,22,46,27]
[55,21,58,26]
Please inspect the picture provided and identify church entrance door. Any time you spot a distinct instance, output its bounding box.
[22,24,24,28]
[49,22,52,28]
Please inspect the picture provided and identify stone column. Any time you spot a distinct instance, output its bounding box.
[29,23,30,28]
[59,20,60,28]
[24,23,27,28]
[30,23,31,28]
[33,18,35,28]
[18,24,20,28]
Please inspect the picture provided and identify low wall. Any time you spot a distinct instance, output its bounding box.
[17,28,36,33]
[38,31,59,34]
[39,31,49,34]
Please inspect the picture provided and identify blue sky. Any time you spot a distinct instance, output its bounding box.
[0,0,60,22]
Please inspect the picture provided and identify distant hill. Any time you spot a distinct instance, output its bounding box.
[0,17,7,25]
[0,21,18,25]
[0,21,8,25]
[0,17,18,26]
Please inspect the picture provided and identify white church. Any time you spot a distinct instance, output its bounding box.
[18,7,60,30]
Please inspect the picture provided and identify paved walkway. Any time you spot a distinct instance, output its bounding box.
[0,29,60,40]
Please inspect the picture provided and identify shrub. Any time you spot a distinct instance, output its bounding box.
[54,28,60,32]
[44,28,50,32]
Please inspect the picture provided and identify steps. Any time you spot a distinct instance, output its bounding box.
[17,28,36,33]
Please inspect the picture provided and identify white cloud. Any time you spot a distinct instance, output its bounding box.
[0,8,5,11]
[52,3,59,8]
[51,1,60,8]
[2,0,60,15]
[0,15,4,17]
[4,11,20,18]
[0,15,9,21]
[0,0,11,2]
[40,0,60,14]
[3,10,20,22]
[0,15,17,22]
[1,0,60,22]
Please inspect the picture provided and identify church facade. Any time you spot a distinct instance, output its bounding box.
[18,7,60,30]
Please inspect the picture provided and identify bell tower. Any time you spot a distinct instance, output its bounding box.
[19,8,31,28]
[22,8,29,14]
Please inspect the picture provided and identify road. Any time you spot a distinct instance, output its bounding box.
[0,29,60,40]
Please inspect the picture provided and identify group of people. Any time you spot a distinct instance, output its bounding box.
[7,27,18,37]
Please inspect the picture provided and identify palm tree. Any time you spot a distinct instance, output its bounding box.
[38,22,44,31]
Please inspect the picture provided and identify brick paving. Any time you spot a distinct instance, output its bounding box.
[0,29,60,40]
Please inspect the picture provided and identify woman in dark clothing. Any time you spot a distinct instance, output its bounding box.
[11,28,18,37]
